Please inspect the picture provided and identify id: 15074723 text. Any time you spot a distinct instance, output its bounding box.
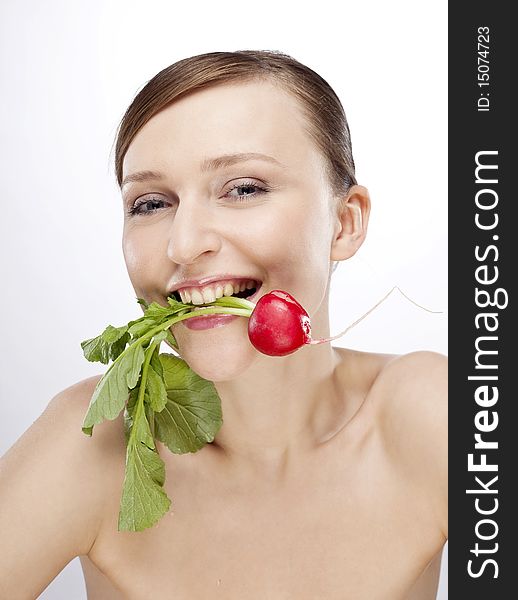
[477,26,490,112]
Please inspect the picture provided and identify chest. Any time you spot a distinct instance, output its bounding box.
[87,441,443,599]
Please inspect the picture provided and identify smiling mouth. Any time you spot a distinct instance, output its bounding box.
[168,279,261,305]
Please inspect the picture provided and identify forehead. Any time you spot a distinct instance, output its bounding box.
[122,80,324,179]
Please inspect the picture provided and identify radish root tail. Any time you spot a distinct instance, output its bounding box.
[309,286,444,345]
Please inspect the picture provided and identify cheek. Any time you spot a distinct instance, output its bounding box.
[253,199,332,296]
[122,226,166,292]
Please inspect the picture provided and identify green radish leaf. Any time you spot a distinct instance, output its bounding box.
[154,354,223,454]
[145,402,156,439]
[123,387,138,442]
[124,343,147,389]
[146,342,168,412]
[165,330,179,350]
[144,301,179,320]
[109,331,131,362]
[81,334,106,364]
[118,408,171,532]
[146,366,167,412]
[82,343,145,435]
[81,295,247,530]
[150,348,164,379]
[128,302,188,338]
[81,324,130,364]
[153,330,168,345]
[124,386,150,441]
[126,386,139,418]
[128,317,159,338]
[167,296,184,310]
[166,297,196,316]
[123,408,132,443]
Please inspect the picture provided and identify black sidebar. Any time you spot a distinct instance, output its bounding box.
[449,2,516,598]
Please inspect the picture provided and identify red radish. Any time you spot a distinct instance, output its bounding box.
[248,290,311,356]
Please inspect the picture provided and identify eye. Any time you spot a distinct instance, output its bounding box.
[127,195,170,216]
[224,180,268,202]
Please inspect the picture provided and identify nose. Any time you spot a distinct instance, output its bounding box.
[166,198,222,265]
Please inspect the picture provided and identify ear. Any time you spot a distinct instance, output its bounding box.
[330,185,371,261]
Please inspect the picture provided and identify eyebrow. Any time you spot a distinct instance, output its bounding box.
[121,152,285,187]
[121,170,163,187]
[200,152,285,173]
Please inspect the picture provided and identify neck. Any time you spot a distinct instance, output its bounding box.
[210,340,346,477]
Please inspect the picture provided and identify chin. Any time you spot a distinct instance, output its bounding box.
[172,323,258,382]
[181,348,257,382]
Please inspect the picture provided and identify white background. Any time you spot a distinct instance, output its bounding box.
[0,0,447,598]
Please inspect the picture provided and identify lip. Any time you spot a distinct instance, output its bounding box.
[168,274,262,294]
[183,313,239,331]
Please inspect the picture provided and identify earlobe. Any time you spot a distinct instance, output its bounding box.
[330,185,371,261]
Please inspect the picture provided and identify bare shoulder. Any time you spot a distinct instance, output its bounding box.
[333,347,446,438]
[373,351,447,435]
[45,374,128,511]
[0,375,126,598]
[372,351,448,534]
[1,374,108,476]
[22,374,127,482]
[35,375,102,434]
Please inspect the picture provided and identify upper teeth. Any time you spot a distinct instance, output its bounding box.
[177,279,257,305]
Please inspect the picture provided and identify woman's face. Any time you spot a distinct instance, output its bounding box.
[121,80,340,380]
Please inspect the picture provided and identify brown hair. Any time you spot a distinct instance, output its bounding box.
[114,50,357,197]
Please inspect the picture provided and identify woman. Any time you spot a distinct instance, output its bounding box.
[0,50,447,599]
